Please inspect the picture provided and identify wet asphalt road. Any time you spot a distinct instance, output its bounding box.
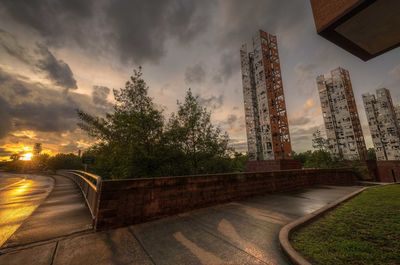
[3,174,93,248]
[0,172,93,249]
[0,172,53,247]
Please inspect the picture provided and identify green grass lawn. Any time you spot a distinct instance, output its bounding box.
[291,184,400,265]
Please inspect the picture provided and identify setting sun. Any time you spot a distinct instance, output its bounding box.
[20,153,33,161]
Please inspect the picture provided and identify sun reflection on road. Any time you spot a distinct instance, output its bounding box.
[12,181,30,194]
[0,175,52,247]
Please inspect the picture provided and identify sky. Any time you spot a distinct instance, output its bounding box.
[0,0,400,161]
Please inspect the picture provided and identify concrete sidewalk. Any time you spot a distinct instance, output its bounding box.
[1,175,92,248]
[0,185,361,265]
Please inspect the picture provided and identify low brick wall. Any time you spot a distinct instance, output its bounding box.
[246,159,302,172]
[376,161,400,182]
[94,169,356,230]
[350,160,400,182]
[340,160,378,181]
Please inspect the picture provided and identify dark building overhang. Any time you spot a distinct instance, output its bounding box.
[310,0,400,61]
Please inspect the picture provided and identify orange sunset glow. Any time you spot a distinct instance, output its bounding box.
[19,153,33,161]
[0,143,56,162]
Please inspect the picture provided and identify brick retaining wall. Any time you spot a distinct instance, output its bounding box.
[94,169,356,230]
[376,161,400,182]
[245,160,302,172]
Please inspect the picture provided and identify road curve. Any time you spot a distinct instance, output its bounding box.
[3,174,93,248]
[0,173,54,247]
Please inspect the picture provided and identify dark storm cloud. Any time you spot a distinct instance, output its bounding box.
[198,94,224,109]
[213,51,240,83]
[92,85,110,106]
[35,44,77,91]
[0,30,78,91]
[10,101,78,132]
[0,0,214,64]
[12,83,31,96]
[218,0,308,46]
[185,63,206,84]
[0,0,93,47]
[0,96,12,138]
[0,68,108,139]
[1,0,308,69]
[0,29,32,64]
[0,69,76,133]
[211,0,309,82]
[104,0,214,64]
[0,67,12,83]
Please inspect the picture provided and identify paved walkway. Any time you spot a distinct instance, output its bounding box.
[0,173,53,247]
[0,174,92,248]
[0,185,361,265]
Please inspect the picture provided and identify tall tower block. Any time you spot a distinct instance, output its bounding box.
[317,67,367,160]
[240,30,292,161]
[363,88,400,160]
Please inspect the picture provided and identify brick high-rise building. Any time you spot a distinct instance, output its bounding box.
[240,30,292,161]
[317,67,367,160]
[362,88,400,160]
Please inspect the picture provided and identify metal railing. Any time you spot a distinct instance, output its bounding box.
[57,170,102,219]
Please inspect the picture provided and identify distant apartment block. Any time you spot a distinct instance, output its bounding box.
[317,67,367,160]
[240,30,292,161]
[362,88,400,160]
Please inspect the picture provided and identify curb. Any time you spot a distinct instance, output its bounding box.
[278,187,367,265]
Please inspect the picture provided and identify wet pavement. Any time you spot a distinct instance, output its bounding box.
[0,173,53,247]
[0,184,362,265]
[2,175,93,248]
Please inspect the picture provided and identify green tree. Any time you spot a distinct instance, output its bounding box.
[230,152,248,172]
[367,148,376,160]
[292,149,340,169]
[304,149,335,169]
[77,67,165,178]
[47,153,83,171]
[32,153,50,171]
[33,143,42,155]
[292,150,312,166]
[10,153,20,161]
[165,89,231,175]
[312,130,328,151]
[77,69,240,179]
